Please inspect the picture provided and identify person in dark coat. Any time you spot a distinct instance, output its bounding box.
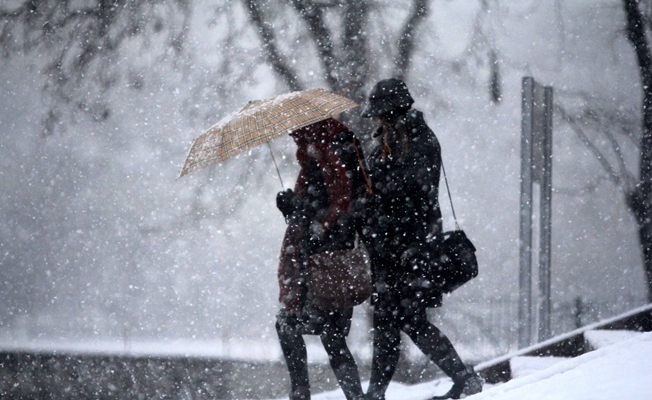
[359,79,483,400]
[275,118,367,400]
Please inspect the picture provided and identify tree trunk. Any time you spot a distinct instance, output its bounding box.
[623,0,652,302]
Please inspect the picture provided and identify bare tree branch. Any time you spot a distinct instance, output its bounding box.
[395,0,428,80]
[0,0,192,134]
[584,109,639,191]
[340,1,370,104]
[555,104,636,195]
[242,0,302,92]
[290,0,339,91]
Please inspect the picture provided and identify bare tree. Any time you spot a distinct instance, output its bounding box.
[555,0,652,301]
[0,0,191,135]
[622,0,652,301]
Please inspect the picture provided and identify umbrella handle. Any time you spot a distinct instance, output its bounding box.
[267,142,285,190]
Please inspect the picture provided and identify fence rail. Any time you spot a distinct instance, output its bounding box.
[399,294,648,364]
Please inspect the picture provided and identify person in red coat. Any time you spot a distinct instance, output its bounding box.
[275,118,367,400]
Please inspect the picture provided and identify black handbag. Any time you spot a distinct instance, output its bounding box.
[438,229,478,293]
[433,160,479,293]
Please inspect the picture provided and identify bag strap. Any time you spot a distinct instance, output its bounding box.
[441,159,460,231]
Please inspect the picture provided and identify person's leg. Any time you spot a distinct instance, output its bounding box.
[366,304,401,400]
[402,307,482,399]
[276,315,310,400]
[320,330,365,400]
[402,307,467,378]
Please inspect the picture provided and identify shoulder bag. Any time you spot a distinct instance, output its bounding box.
[307,243,372,312]
[435,160,479,293]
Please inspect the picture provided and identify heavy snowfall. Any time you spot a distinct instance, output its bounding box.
[0,0,650,398]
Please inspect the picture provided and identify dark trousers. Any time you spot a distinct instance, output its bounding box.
[367,301,467,400]
[276,308,364,400]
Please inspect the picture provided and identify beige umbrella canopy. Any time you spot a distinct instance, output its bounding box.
[179,88,358,179]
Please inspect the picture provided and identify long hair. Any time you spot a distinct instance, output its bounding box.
[380,115,409,161]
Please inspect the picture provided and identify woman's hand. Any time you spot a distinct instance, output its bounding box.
[277,189,298,219]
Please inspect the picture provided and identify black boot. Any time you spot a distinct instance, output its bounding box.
[430,367,483,399]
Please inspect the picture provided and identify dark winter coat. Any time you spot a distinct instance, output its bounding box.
[277,119,368,313]
[362,109,444,308]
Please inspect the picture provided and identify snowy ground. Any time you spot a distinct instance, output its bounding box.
[295,331,652,400]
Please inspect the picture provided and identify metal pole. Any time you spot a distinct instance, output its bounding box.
[267,142,285,190]
[519,77,534,348]
[538,86,553,341]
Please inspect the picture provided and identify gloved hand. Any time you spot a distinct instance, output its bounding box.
[358,192,382,223]
[352,192,378,213]
[276,189,298,219]
[365,192,381,208]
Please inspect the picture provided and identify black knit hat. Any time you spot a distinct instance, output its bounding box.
[360,78,414,118]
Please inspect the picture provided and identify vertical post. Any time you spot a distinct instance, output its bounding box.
[538,86,553,341]
[520,77,554,348]
[519,77,534,349]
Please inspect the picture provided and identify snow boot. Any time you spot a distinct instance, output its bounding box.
[430,368,483,399]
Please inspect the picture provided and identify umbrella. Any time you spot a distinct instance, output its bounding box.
[178,88,358,180]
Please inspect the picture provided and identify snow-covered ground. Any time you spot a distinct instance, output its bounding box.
[297,330,652,400]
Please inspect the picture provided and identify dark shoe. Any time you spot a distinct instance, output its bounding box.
[431,369,483,399]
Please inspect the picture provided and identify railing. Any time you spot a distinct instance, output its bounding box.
[394,294,648,365]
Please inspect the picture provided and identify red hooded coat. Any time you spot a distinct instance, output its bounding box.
[277,119,353,312]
